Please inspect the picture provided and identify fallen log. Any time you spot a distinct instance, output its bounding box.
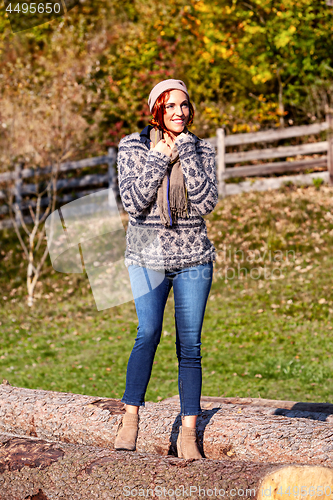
[164,394,333,412]
[1,434,333,500]
[1,384,333,467]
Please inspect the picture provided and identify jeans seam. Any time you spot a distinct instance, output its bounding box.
[180,378,185,416]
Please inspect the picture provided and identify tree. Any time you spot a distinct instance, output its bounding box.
[0,52,100,305]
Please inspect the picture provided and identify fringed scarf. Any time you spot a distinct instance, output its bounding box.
[150,127,188,227]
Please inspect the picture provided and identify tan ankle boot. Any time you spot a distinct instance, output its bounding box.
[176,425,203,460]
[114,412,139,451]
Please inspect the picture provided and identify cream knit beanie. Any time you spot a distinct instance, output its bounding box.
[148,79,189,112]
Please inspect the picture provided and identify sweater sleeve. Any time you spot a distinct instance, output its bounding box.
[117,134,170,217]
[175,133,218,216]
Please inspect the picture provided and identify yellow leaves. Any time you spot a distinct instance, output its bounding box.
[275,33,291,48]
[244,25,264,35]
[202,51,212,61]
[203,107,228,125]
[215,45,233,60]
[274,25,297,48]
[232,123,253,133]
[193,1,209,12]
[224,6,233,14]
[251,70,273,84]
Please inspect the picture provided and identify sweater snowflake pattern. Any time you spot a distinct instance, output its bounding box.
[117,127,218,271]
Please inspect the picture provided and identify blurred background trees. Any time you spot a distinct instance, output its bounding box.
[1,0,333,165]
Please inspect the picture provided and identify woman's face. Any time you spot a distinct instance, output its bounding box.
[163,90,190,137]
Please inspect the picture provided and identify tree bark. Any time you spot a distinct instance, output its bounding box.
[1,385,333,468]
[0,434,325,500]
[2,435,333,500]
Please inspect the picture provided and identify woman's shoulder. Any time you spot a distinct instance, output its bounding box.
[119,126,153,149]
[118,132,141,149]
[180,130,215,155]
[194,132,215,152]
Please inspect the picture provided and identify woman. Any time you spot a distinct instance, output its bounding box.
[115,79,218,459]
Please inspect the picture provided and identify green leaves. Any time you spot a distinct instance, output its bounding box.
[1,0,333,142]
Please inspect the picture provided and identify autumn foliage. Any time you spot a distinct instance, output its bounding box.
[1,0,333,165]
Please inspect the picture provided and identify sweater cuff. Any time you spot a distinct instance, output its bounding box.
[147,149,171,165]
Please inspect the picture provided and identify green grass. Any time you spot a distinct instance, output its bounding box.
[1,183,333,403]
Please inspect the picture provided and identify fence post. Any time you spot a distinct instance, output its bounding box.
[14,162,23,226]
[326,107,333,187]
[216,128,226,198]
[107,147,120,209]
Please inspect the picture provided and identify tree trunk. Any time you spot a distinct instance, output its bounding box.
[1,435,333,500]
[0,433,299,500]
[1,384,333,467]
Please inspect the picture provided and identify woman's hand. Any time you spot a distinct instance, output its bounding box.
[150,139,173,157]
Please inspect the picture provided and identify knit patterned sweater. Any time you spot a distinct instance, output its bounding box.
[117,126,218,271]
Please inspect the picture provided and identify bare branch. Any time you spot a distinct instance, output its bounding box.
[39,168,58,225]
[28,205,36,223]
[35,224,46,252]
[39,203,52,225]
[14,203,31,237]
[35,193,42,226]
[9,204,29,260]
[35,236,52,277]
[38,184,50,198]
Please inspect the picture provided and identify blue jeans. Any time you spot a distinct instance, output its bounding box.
[121,261,213,416]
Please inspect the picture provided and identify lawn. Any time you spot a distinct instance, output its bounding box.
[1,183,333,403]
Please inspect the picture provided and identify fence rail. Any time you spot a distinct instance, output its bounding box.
[215,108,333,197]
[1,112,333,230]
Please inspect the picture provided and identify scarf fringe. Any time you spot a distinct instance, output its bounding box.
[150,127,188,227]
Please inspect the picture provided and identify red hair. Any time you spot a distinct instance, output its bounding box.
[149,89,195,134]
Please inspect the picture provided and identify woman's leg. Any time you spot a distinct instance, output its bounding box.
[172,262,213,422]
[121,265,172,408]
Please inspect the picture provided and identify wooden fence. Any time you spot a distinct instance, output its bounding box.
[0,148,118,230]
[1,109,333,230]
[207,107,333,198]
